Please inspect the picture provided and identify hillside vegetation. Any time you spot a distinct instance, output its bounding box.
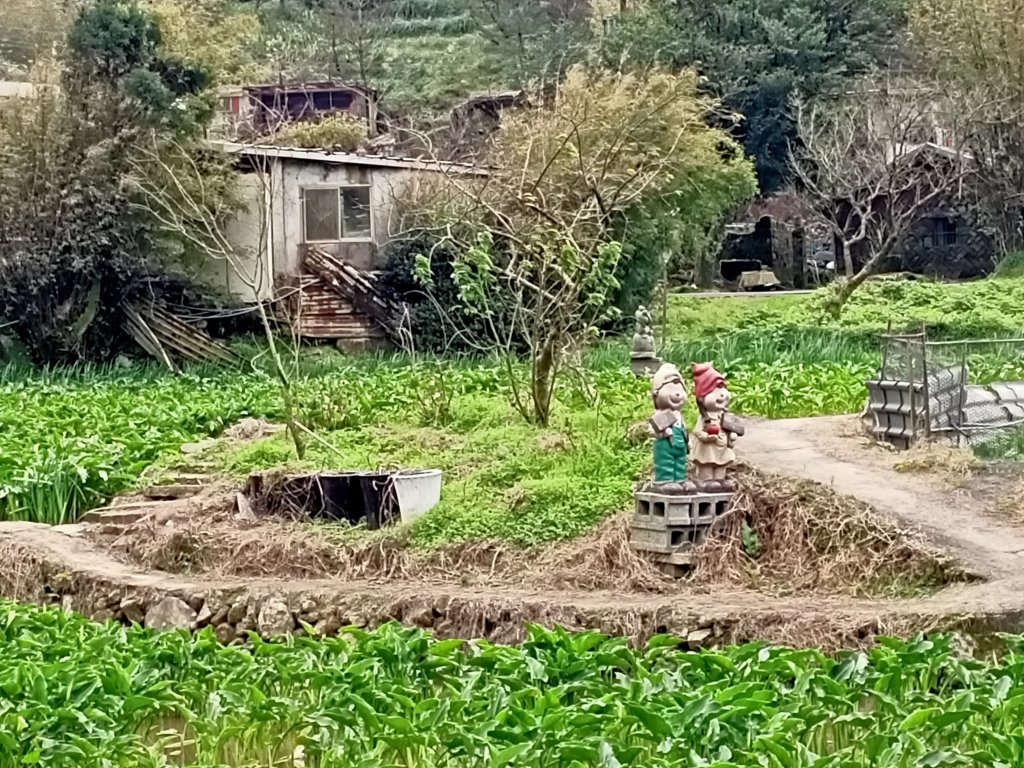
[0,0,903,182]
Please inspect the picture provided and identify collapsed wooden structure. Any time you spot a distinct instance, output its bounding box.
[125,251,406,366]
[122,301,236,370]
[299,247,406,348]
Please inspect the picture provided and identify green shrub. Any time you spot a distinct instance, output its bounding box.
[272,113,368,150]
[610,212,665,322]
[380,234,519,354]
[994,250,1024,279]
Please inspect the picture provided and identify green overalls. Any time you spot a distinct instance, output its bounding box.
[653,423,689,483]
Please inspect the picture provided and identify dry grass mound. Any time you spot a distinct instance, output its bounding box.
[98,500,411,580]
[526,512,666,593]
[91,470,966,599]
[91,486,667,592]
[690,469,968,596]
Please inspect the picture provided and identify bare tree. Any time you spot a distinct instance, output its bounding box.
[469,0,586,89]
[127,139,309,458]
[912,0,1024,255]
[792,78,977,311]
[318,0,391,94]
[405,67,755,425]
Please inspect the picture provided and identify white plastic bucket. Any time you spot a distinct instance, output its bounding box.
[391,469,443,523]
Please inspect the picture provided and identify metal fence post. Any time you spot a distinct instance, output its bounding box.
[957,340,968,448]
[921,325,931,440]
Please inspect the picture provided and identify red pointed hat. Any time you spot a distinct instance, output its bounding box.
[691,362,726,400]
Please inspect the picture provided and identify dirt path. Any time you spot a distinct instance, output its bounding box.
[0,510,1021,648]
[742,415,1024,581]
[5,415,1024,646]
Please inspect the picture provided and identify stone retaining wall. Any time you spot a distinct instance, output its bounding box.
[0,529,743,647]
[0,522,990,651]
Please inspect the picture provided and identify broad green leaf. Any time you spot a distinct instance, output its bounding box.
[492,742,530,766]
[900,708,940,731]
[627,703,672,738]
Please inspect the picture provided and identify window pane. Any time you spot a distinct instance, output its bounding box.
[341,187,371,238]
[303,189,339,242]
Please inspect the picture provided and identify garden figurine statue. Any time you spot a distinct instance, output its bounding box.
[630,305,661,377]
[690,362,744,492]
[649,363,695,494]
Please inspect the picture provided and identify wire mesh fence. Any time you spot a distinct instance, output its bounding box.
[869,332,1024,454]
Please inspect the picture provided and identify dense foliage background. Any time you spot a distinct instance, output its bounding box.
[0,0,223,363]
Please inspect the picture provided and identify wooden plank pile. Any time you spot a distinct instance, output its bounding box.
[123,301,236,370]
[287,275,387,342]
[304,247,406,345]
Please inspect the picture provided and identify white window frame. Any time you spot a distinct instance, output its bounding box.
[301,184,374,244]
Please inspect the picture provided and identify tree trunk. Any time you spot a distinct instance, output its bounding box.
[694,241,716,288]
[531,336,557,427]
[830,238,899,315]
[255,302,306,460]
[660,250,669,343]
[329,13,341,79]
[842,239,855,277]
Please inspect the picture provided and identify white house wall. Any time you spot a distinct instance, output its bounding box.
[269,158,417,277]
[227,171,274,302]
[196,171,274,303]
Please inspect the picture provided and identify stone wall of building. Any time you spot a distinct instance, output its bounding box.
[720,215,808,288]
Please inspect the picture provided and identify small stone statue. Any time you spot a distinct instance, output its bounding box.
[649,363,695,494]
[633,305,655,354]
[690,362,744,492]
[630,305,661,377]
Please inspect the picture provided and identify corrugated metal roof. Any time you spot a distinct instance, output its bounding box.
[211,141,488,175]
[244,81,377,97]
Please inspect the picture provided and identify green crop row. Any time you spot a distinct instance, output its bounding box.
[1,600,1024,767]
[0,364,281,524]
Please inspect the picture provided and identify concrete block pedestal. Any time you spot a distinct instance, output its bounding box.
[629,490,733,578]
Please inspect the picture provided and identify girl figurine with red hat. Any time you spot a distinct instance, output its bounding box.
[690,362,743,492]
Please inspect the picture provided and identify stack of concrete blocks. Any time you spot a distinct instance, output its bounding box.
[867,364,1024,449]
[630,489,733,577]
[865,365,964,450]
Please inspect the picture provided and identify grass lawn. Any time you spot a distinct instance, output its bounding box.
[191,393,648,549]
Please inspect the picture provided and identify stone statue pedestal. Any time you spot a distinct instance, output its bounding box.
[629,489,733,578]
[630,354,661,378]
